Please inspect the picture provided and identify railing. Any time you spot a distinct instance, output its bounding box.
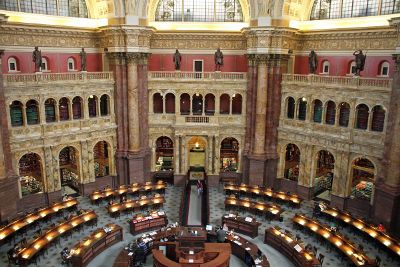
[149,71,247,80]
[4,72,114,85]
[185,116,209,123]
[282,74,392,88]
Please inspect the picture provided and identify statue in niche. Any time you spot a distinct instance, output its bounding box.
[80,48,87,71]
[173,49,182,70]
[32,46,42,72]
[214,48,224,71]
[308,50,318,74]
[353,49,366,76]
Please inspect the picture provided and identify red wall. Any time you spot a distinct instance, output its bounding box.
[148,54,248,72]
[294,55,395,78]
[2,51,103,73]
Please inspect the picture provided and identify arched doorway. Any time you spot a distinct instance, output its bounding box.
[19,153,43,197]
[284,144,300,181]
[314,150,335,200]
[94,141,111,178]
[351,158,375,201]
[220,137,239,172]
[59,146,80,196]
[155,136,174,171]
[188,137,206,171]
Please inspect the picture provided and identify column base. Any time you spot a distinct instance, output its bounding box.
[127,150,151,184]
[0,175,19,222]
[78,176,116,196]
[247,155,266,185]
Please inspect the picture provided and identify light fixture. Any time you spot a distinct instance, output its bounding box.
[89,95,94,99]
[233,94,236,98]
[302,97,306,101]
[195,93,199,97]
[195,142,199,148]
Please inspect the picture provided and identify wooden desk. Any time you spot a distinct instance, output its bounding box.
[292,214,375,267]
[226,233,269,267]
[264,227,320,267]
[70,224,123,267]
[0,198,78,244]
[224,196,283,220]
[107,195,165,215]
[112,250,132,267]
[322,207,400,257]
[130,212,168,235]
[153,243,231,267]
[176,227,207,249]
[90,181,167,203]
[224,184,301,207]
[221,214,260,238]
[18,210,98,266]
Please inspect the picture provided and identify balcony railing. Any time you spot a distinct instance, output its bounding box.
[282,74,392,89]
[4,72,114,86]
[185,116,209,123]
[149,71,246,81]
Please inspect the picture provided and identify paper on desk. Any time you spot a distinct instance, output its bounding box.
[245,247,251,251]
[128,252,133,256]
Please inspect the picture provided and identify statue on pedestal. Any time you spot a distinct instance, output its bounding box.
[308,50,318,74]
[173,49,182,70]
[80,48,87,71]
[214,48,224,71]
[32,46,42,72]
[353,49,366,76]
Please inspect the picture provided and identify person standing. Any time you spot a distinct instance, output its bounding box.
[217,226,226,243]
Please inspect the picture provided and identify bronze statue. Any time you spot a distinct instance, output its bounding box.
[214,48,223,71]
[173,49,182,70]
[308,50,318,74]
[32,46,42,72]
[80,48,87,71]
[353,50,366,76]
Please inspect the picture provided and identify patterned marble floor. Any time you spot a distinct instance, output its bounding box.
[1,184,399,267]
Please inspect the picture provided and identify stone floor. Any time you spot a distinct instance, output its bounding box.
[1,184,399,267]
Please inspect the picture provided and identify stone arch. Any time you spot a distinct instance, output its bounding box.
[93,140,111,178]
[283,143,300,181]
[313,149,335,196]
[58,145,82,193]
[18,152,45,197]
[350,157,376,201]
[220,137,239,172]
[155,136,174,171]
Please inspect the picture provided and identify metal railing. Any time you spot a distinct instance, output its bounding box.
[185,116,210,123]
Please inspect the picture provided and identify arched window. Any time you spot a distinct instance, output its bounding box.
[94,141,110,177]
[180,93,190,115]
[26,100,39,125]
[297,98,307,121]
[220,94,230,114]
[325,101,336,125]
[310,0,400,20]
[67,57,75,71]
[314,150,335,197]
[165,93,175,114]
[41,57,48,71]
[371,105,385,132]
[72,96,82,119]
[379,62,390,76]
[205,94,215,115]
[155,0,243,22]
[339,102,350,127]
[88,95,98,117]
[59,146,80,193]
[284,144,300,181]
[351,158,375,200]
[322,61,330,74]
[220,137,239,172]
[313,100,323,123]
[44,98,56,123]
[287,97,295,119]
[356,104,369,130]
[59,97,70,121]
[100,95,110,116]
[0,0,88,17]
[232,94,242,114]
[349,61,357,75]
[8,57,18,72]
[19,153,43,196]
[192,94,203,115]
[153,93,164,114]
[156,136,174,171]
[9,101,24,126]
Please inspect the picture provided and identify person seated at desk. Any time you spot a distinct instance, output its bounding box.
[62,193,69,201]
[377,222,385,232]
[329,222,338,232]
[120,195,127,203]
[217,226,226,243]
[76,208,86,216]
[108,200,114,207]
[8,244,21,265]
[61,247,72,264]
[222,223,228,231]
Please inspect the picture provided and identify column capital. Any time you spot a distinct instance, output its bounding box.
[126,52,151,64]
[250,53,291,65]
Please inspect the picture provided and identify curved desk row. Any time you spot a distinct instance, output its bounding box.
[130,212,168,235]
[107,195,165,215]
[224,196,283,220]
[18,210,98,266]
[264,227,320,267]
[224,184,301,206]
[0,198,78,244]
[293,214,375,267]
[90,181,167,203]
[322,207,400,257]
[70,224,123,267]
[221,214,260,238]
